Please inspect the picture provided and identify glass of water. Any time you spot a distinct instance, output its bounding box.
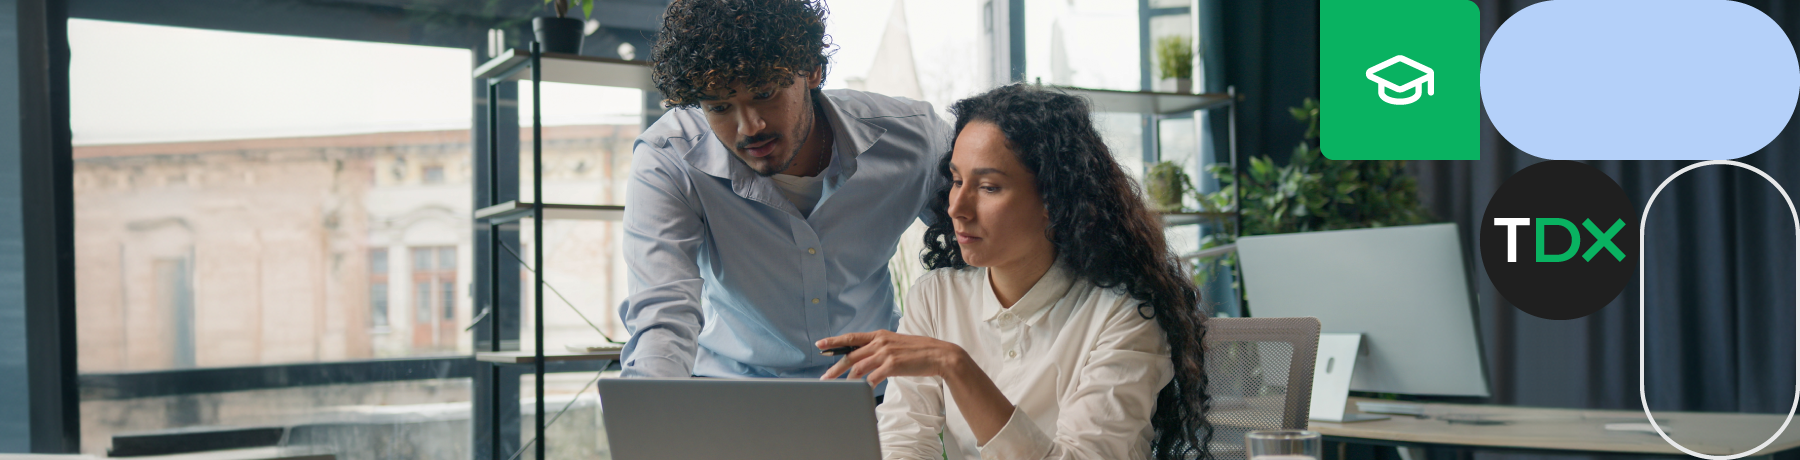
[1246,429,1321,460]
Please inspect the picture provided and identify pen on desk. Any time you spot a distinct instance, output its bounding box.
[820,346,859,356]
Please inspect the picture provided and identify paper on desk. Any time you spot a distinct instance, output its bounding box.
[1604,422,1670,433]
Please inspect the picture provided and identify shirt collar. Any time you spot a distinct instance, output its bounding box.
[980,259,1075,325]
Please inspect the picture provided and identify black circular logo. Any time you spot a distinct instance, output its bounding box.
[1479,161,1637,320]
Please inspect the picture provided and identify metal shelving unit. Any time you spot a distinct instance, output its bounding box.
[1055,85,1242,240]
[1055,86,1233,114]
[1059,84,1243,317]
[475,200,625,223]
[471,43,651,460]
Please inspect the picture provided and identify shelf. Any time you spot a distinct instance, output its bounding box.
[1160,211,1232,226]
[1180,244,1238,261]
[475,350,621,365]
[472,47,654,90]
[474,200,624,224]
[1054,86,1233,115]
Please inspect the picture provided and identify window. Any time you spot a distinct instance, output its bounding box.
[422,165,445,184]
[67,3,657,455]
[69,16,491,456]
[370,248,390,329]
[410,246,457,351]
[439,246,457,321]
[72,19,473,370]
[1026,0,1141,90]
[152,258,195,369]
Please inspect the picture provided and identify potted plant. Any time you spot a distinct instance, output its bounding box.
[535,0,594,54]
[1155,36,1194,94]
[1146,160,1192,212]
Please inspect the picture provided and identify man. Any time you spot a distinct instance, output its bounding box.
[619,0,950,384]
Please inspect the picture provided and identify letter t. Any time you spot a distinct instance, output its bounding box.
[1494,218,1532,262]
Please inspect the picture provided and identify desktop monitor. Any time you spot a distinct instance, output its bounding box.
[1235,223,1490,397]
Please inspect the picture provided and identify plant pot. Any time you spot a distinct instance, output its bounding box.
[1146,164,1188,212]
[533,17,584,55]
[1157,77,1192,94]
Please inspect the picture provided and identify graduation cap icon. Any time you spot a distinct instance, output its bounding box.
[1366,55,1434,105]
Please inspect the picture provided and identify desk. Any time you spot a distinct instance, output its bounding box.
[1311,397,1800,458]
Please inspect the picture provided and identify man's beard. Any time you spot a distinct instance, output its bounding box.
[741,89,818,177]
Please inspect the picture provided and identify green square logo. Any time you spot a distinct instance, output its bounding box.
[1322,0,1480,160]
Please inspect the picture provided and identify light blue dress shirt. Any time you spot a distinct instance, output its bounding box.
[618,89,951,379]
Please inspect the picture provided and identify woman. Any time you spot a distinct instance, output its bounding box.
[817,84,1212,460]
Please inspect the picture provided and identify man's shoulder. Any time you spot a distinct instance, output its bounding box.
[632,107,716,173]
[823,89,948,160]
[823,89,936,122]
[638,107,711,153]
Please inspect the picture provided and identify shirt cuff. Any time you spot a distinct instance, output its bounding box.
[620,354,691,378]
[976,406,1052,460]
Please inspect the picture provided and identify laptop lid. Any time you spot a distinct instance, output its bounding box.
[599,378,881,460]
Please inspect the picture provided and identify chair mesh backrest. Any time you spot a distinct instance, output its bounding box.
[1200,317,1320,460]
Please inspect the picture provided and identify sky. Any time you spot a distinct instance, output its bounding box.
[69,0,1132,146]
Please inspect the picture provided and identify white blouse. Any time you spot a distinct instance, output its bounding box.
[877,261,1175,460]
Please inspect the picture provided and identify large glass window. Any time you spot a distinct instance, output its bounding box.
[72,19,475,371]
[1026,0,1141,90]
[69,18,481,455]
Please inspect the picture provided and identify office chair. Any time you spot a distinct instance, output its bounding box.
[1200,316,1321,460]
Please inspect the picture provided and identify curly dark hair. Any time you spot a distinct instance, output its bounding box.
[650,0,835,108]
[922,84,1214,460]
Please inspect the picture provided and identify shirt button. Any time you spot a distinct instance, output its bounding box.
[808,248,816,255]
[812,298,820,304]
[1007,350,1017,358]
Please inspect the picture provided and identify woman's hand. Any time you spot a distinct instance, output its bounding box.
[817,330,970,387]
[821,330,1016,445]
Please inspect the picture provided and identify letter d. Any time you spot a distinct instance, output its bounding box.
[1536,218,1580,262]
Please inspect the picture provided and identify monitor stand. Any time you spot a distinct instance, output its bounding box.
[1310,333,1390,423]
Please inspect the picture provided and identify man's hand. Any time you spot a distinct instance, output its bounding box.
[817,330,970,387]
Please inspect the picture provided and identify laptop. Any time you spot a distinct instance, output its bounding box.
[599,378,882,460]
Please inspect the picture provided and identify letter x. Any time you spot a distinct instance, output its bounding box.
[1581,219,1626,261]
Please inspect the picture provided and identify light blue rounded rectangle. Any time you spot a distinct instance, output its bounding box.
[1482,0,1799,161]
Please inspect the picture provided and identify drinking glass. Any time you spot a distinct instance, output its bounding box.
[1245,429,1322,460]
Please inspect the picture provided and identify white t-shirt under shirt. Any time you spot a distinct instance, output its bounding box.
[770,172,826,217]
[771,142,837,218]
[877,261,1176,460]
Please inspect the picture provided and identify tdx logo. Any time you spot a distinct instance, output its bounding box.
[1480,161,1637,320]
[1491,218,1626,263]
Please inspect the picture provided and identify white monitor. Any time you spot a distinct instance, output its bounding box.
[1235,223,1490,397]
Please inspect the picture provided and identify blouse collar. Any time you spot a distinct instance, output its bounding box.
[980,259,1075,325]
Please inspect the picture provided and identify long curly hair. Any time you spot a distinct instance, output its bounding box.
[650,0,835,108]
[922,84,1214,460]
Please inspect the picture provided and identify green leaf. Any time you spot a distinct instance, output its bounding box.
[582,0,594,18]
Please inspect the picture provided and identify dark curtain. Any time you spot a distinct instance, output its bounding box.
[1409,1,1800,458]
[1218,0,1800,458]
